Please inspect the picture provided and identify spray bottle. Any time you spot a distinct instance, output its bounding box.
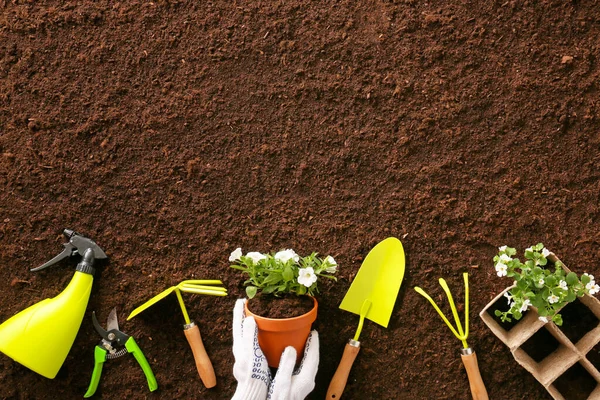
[0,229,107,378]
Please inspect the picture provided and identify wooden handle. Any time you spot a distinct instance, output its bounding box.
[326,341,361,399]
[461,351,489,400]
[184,323,217,388]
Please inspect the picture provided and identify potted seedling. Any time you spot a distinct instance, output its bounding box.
[229,248,337,367]
[491,244,598,326]
[481,244,600,400]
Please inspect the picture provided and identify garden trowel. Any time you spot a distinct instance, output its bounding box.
[326,237,405,399]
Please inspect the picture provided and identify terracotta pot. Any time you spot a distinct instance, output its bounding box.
[245,296,318,368]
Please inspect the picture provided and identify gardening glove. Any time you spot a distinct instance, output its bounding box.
[268,330,319,400]
[232,299,319,400]
[232,299,270,400]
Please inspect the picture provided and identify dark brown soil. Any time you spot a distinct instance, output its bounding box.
[559,298,599,344]
[520,327,560,363]
[247,293,315,319]
[2,1,600,399]
[552,362,597,400]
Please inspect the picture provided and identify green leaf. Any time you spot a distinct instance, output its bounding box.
[513,310,522,320]
[545,276,557,287]
[565,290,576,302]
[538,257,548,266]
[582,274,591,285]
[282,266,293,282]
[495,310,502,317]
[246,286,257,299]
[552,314,563,326]
[566,272,578,285]
[517,280,528,290]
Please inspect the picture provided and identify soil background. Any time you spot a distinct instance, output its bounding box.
[1,0,600,399]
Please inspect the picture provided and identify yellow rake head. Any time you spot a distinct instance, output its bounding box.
[414,272,470,349]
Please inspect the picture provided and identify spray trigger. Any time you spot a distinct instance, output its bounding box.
[31,229,107,273]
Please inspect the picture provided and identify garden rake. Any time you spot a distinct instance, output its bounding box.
[414,273,488,400]
[128,280,227,388]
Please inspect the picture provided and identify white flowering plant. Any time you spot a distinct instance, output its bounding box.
[229,248,338,299]
[494,243,599,326]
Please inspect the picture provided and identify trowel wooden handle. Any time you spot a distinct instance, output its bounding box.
[184,322,217,388]
[326,340,361,399]
[461,350,488,400]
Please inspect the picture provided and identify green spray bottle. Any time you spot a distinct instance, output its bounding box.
[0,229,107,378]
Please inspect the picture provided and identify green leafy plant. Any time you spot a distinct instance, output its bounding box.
[229,248,337,299]
[494,243,598,326]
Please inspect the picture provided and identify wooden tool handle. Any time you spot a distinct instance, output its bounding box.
[326,340,361,399]
[461,351,488,400]
[184,323,217,388]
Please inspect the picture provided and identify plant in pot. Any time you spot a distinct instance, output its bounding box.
[493,243,599,326]
[229,248,337,367]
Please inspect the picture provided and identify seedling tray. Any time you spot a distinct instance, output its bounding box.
[480,253,600,400]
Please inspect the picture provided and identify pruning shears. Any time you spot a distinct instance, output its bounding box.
[84,308,158,398]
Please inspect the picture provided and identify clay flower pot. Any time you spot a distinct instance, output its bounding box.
[245,296,318,368]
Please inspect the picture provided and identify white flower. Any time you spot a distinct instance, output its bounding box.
[539,316,549,323]
[526,246,533,252]
[298,267,318,287]
[495,262,508,277]
[548,294,560,304]
[499,254,512,263]
[229,247,243,262]
[559,280,568,290]
[542,248,551,257]
[520,299,531,313]
[504,292,513,305]
[246,252,267,264]
[589,284,600,295]
[274,249,300,264]
[586,281,596,291]
[538,278,545,286]
[499,245,507,252]
[323,256,337,273]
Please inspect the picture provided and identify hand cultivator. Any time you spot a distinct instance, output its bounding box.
[127,279,227,388]
[414,273,489,400]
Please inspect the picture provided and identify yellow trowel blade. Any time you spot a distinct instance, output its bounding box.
[127,286,177,320]
[339,237,405,328]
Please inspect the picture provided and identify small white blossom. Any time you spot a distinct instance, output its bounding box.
[589,284,600,296]
[586,281,596,290]
[539,316,549,323]
[538,278,545,286]
[298,267,318,287]
[495,262,508,277]
[229,247,243,262]
[323,256,337,273]
[520,299,531,313]
[548,294,560,304]
[526,246,533,252]
[246,252,267,264]
[542,248,551,257]
[504,292,513,305]
[499,254,512,263]
[499,245,507,252]
[559,280,568,290]
[274,249,300,264]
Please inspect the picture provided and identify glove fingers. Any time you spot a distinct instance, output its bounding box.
[268,346,296,400]
[232,299,247,357]
[289,331,319,400]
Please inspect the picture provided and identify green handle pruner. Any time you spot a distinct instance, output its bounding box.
[84,308,158,398]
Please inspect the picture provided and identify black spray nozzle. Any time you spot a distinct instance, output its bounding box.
[31,229,107,274]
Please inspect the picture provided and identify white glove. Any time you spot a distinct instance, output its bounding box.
[232,299,319,400]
